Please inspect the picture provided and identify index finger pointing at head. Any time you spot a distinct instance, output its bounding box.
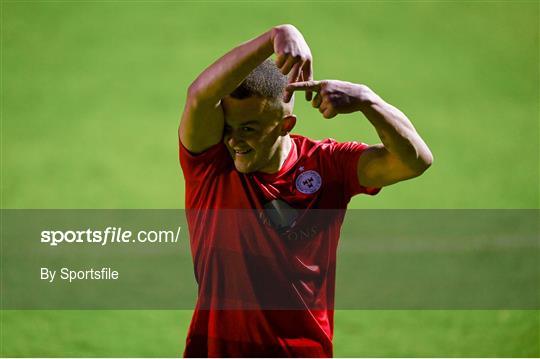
[286,80,322,92]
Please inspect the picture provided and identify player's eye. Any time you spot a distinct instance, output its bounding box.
[242,127,254,132]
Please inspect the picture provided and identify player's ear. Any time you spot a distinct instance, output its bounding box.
[281,115,296,135]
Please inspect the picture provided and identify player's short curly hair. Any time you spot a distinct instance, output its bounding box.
[230,59,287,101]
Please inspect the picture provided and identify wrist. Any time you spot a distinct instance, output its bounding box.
[270,25,279,43]
[260,29,274,53]
[355,84,381,112]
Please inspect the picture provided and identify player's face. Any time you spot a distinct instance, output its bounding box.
[222,96,290,174]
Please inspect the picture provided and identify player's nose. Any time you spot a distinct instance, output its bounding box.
[226,136,238,150]
[226,130,245,147]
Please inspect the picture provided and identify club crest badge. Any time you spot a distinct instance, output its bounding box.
[295,170,322,194]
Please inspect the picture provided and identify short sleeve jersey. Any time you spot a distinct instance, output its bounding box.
[179,134,379,357]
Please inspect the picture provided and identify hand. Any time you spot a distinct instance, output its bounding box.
[270,25,313,102]
[286,80,372,119]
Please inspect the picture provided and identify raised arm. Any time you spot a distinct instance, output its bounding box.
[287,80,433,188]
[180,25,313,154]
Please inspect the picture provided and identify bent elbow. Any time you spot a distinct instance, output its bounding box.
[185,84,206,110]
[187,82,203,102]
[422,149,434,168]
[424,149,433,170]
[186,81,219,109]
[413,150,434,176]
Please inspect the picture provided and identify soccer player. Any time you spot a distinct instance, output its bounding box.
[179,24,432,357]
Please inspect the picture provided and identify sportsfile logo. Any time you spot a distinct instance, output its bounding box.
[40,227,181,246]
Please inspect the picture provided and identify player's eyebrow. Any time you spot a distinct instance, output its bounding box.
[224,120,260,128]
[238,120,259,126]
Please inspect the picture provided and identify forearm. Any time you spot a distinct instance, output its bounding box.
[357,87,433,172]
[188,30,274,103]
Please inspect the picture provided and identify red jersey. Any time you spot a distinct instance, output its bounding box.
[179,134,379,357]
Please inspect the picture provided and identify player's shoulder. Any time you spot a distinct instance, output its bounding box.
[179,139,231,178]
[291,134,341,158]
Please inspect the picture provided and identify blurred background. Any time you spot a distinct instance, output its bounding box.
[2,0,538,356]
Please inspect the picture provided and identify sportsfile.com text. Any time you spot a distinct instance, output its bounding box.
[40,227,181,246]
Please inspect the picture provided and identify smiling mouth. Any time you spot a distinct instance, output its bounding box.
[234,149,253,156]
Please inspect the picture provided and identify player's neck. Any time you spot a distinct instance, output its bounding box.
[259,135,293,174]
